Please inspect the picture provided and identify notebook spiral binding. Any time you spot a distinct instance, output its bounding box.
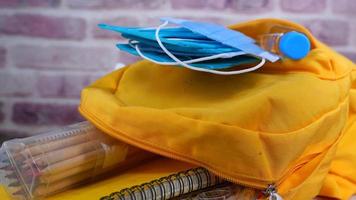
[100,167,225,200]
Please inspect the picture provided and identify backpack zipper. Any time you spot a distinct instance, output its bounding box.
[263,184,283,200]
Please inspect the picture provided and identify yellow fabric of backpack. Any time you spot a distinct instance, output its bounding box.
[78,18,356,200]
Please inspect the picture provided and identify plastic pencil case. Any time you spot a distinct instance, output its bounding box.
[0,121,155,200]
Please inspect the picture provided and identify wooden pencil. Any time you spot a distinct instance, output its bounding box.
[34,171,92,197]
[41,149,101,175]
[24,132,95,156]
[39,160,97,183]
[33,150,156,197]
[28,139,110,167]
[39,148,156,185]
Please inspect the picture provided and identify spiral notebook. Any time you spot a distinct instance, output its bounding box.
[98,167,261,200]
[100,167,225,200]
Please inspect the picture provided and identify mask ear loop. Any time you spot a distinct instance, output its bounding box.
[155,21,266,75]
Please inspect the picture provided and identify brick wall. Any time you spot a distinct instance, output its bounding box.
[0,0,355,142]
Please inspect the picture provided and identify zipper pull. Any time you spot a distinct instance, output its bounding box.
[264,184,283,200]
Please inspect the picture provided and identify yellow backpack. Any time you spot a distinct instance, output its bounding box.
[78,18,356,200]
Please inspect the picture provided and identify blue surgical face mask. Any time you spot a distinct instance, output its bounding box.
[117,44,260,70]
[139,27,209,40]
[98,18,272,75]
[124,43,217,57]
[99,24,225,49]
[121,33,238,55]
[160,17,279,62]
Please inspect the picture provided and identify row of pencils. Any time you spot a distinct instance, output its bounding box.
[0,122,155,200]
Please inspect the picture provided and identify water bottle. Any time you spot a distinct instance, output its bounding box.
[259,26,311,60]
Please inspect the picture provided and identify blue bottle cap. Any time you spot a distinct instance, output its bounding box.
[279,31,311,60]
